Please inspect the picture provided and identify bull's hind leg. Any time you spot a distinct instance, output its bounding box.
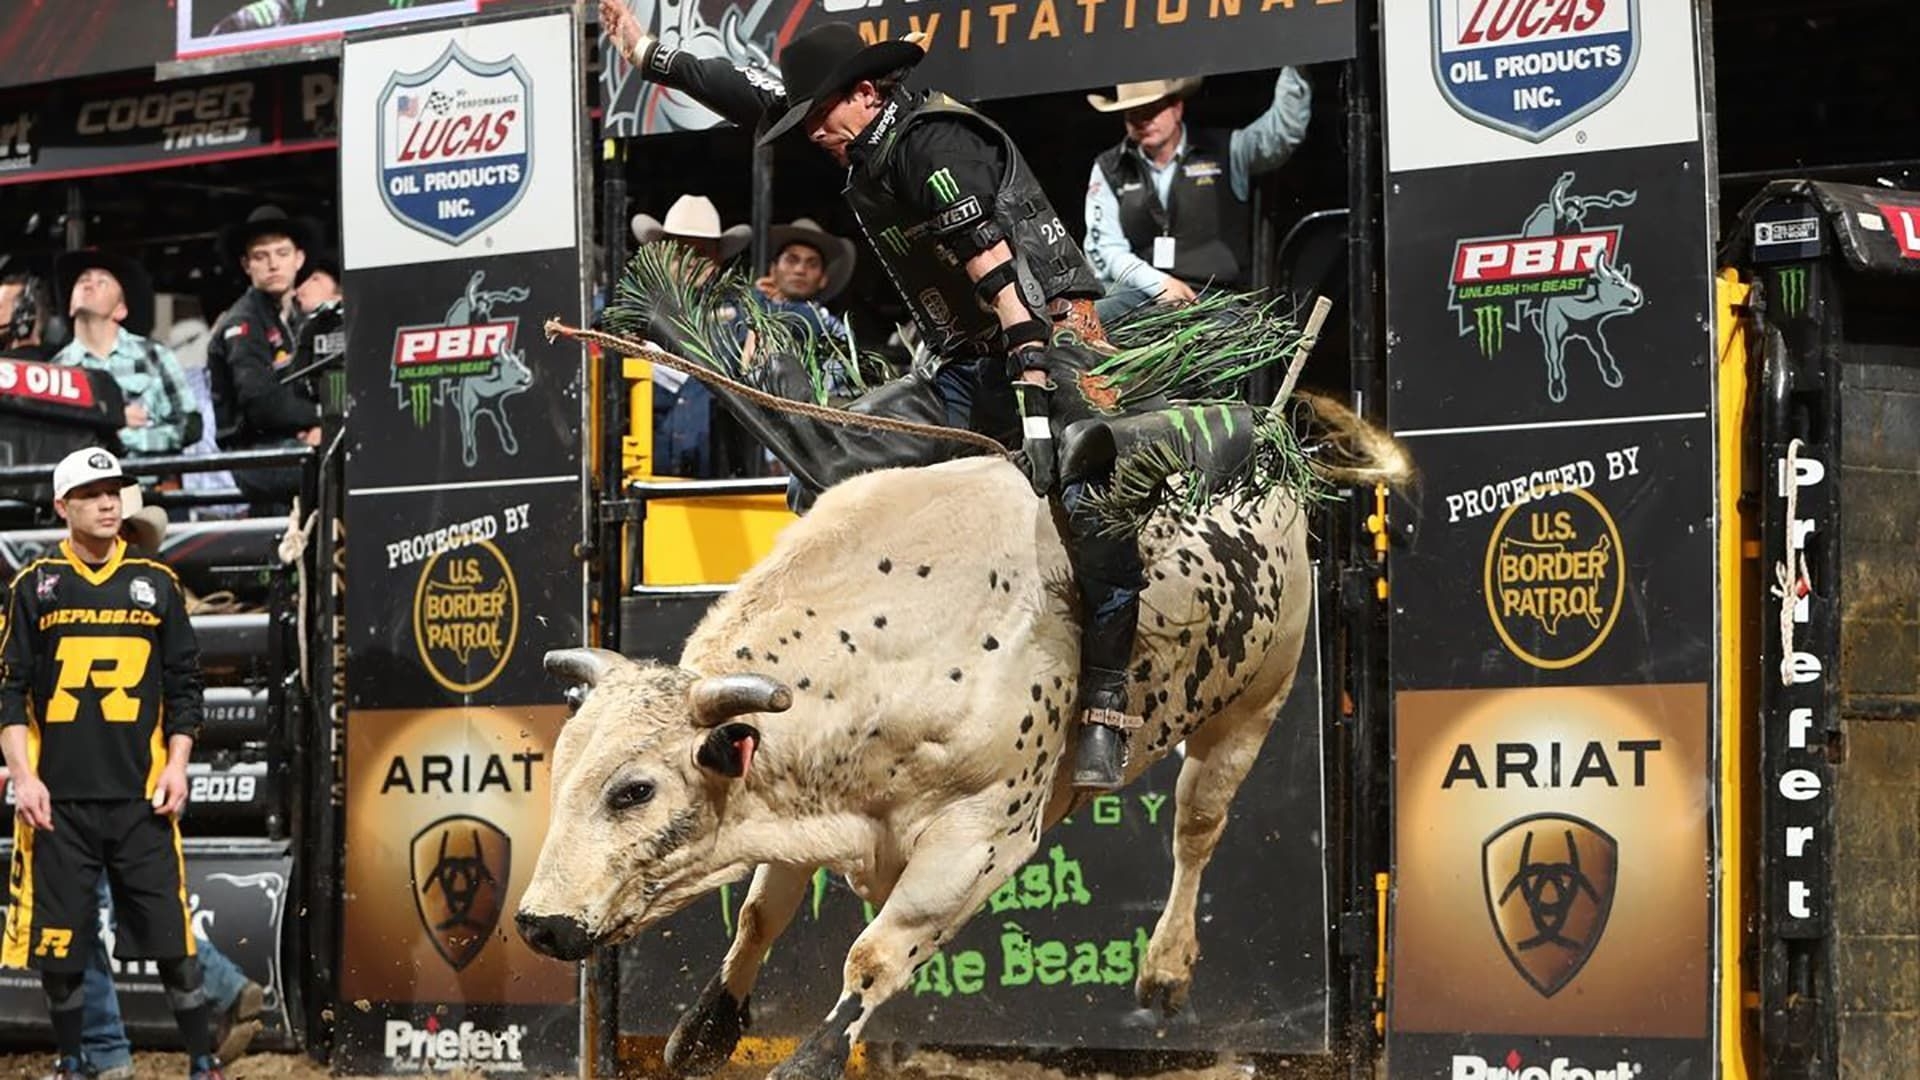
[767,810,1037,1080]
[1137,677,1295,1015]
[666,863,813,1076]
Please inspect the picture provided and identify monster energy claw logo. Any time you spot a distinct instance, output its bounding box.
[1473,304,1504,357]
[927,167,960,203]
[879,226,910,255]
[1775,266,1809,318]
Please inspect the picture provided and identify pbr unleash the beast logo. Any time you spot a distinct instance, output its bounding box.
[1432,0,1640,142]
[378,40,533,244]
[389,271,533,468]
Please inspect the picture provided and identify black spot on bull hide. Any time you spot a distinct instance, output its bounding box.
[1196,520,1266,681]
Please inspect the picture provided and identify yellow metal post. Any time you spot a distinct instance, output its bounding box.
[1714,267,1759,1079]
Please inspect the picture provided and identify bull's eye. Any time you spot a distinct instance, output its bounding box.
[607,779,656,811]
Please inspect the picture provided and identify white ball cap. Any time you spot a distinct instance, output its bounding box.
[52,446,125,501]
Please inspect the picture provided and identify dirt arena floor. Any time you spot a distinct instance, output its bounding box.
[0,1047,1349,1079]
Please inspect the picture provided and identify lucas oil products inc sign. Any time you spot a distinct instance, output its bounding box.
[342,11,577,269]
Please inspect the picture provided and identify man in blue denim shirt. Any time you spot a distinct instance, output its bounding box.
[52,252,201,457]
[1083,70,1311,312]
[741,218,859,399]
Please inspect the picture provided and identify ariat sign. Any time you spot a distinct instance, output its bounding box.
[383,1017,527,1072]
[1452,1052,1643,1080]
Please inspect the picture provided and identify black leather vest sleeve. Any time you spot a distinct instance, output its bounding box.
[844,92,1103,359]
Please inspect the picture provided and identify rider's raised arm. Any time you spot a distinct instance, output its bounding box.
[604,1,785,133]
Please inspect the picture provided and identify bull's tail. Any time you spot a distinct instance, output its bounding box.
[1292,392,1415,490]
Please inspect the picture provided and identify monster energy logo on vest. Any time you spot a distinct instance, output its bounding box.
[844,90,1100,358]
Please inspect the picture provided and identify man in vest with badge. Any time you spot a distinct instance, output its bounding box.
[1084,70,1311,307]
[601,1,1257,790]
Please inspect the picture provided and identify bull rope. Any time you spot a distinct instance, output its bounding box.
[545,319,1013,457]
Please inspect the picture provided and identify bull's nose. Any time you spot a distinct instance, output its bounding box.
[515,910,595,961]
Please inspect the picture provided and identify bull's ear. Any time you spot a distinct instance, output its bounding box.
[695,722,762,780]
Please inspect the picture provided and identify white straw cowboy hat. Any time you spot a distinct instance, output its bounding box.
[1086,76,1203,114]
[631,195,752,260]
[766,218,858,303]
[119,482,168,553]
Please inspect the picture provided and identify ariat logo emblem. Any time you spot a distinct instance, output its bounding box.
[926,167,960,203]
[411,814,510,971]
[1483,813,1617,997]
[34,927,73,958]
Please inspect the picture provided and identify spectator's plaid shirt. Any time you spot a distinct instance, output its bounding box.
[55,328,200,454]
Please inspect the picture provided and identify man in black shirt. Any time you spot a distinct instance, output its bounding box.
[0,448,227,1080]
[603,3,1155,789]
[206,205,323,513]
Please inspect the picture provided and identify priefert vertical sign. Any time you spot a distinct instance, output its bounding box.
[1767,442,1833,937]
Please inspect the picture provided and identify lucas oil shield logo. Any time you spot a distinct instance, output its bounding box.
[378,41,532,244]
[1432,0,1640,142]
[411,814,511,972]
[1448,171,1643,403]
[1482,812,1617,998]
[389,271,533,468]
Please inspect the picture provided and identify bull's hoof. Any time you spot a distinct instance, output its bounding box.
[663,975,750,1077]
[1135,969,1193,1017]
[765,995,859,1080]
[765,1037,851,1080]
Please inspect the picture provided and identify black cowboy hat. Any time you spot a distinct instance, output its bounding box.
[54,248,154,338]
[757,22,926,147]
[296,249,344,288]
[222,204,319,264]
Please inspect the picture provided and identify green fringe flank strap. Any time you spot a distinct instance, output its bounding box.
[1092,292,1304,406]
[1081,398,1339,537]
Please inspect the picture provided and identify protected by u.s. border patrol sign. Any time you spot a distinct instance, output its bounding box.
[377,41,533,245]
[1431,0,1640,142]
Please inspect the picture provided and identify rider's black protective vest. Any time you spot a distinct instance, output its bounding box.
[1095,126,1251,290]
[843,91,1103,358]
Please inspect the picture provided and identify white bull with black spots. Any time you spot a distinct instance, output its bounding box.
[516,394,1408,1080]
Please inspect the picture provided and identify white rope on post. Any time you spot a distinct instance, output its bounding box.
[278,496,318,691]
[1769,437,1812,686]
[1272,294,1335,409]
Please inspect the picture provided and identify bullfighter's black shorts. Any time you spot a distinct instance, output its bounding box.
[3,800,195,973]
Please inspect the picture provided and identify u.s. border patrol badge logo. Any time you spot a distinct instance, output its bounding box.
[1431,0,1639,142]
[378,41,533,245]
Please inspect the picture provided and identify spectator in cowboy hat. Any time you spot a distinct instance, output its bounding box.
[631,194,751,272]
[206,204,324,513]
[53,248,203,456]
[632,195,752,478]
[741,217,871,396]
[1083,69,1311,309]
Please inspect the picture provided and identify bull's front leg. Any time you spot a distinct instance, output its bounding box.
[767,810,1038,1080]
[666,863,814,1076]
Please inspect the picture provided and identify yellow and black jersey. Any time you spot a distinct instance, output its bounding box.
[0,539,203,800]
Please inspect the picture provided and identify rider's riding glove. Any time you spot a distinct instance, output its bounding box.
[1012,373,1055,498]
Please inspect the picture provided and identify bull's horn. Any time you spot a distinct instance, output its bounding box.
[689,673,792,727]
[543,648,626,688]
